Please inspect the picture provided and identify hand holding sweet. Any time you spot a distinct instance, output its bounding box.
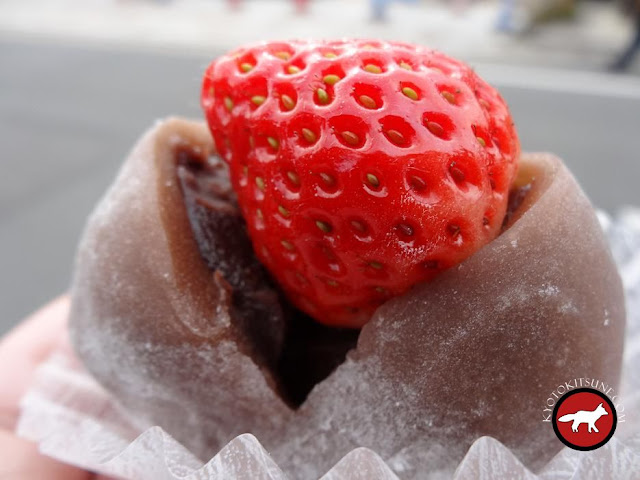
[0,297,114,480]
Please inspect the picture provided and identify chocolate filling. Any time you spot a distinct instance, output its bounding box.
[177,148,532,407]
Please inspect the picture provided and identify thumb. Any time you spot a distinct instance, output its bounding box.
[0,429,91,480]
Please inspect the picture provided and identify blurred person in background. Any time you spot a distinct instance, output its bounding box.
[452,0,481,15]
[371,0,391,22]
[371,0,417,22]
[610,0,640,71]
[294,0,311,15]
[227,0,309,14]
[496,0,575,33]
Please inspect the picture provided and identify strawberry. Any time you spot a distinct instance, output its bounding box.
[201,39,520,328]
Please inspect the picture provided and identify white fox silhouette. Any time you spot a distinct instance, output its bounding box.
[558,403,608,433]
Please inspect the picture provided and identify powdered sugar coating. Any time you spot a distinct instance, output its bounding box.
[69,119,625,479]
[69,118,293,458]
[269,154,624,478]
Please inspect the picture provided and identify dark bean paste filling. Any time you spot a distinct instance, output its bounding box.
[176,148,359,407]
[176,148,531,407]
[503,182,532,229]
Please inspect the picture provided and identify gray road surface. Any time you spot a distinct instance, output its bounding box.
[1,39,639,334]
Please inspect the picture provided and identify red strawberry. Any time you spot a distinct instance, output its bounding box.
[201,39,520,328]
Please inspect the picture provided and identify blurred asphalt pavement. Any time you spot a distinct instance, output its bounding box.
[1,0,640,334]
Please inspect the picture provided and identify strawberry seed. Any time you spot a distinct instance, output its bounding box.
[278,205,290,217]
[341,131,360,146]
[323,74,341,85]
[358,95,377,109]
[385,129,406,146]
[396,223,414,236]
[409,175,427,191]
[281,94,296,111]
[425,121,445,138]
[366,173,380,188]
[275,51,291,60]
[442,91,456,104]
[319,172,335,186]
[287,171,300,186]
[281,239,295,251]
[350,220,367,233]
[401,86,418,100]
[302,128,317,143]
[267,136,279,149]
[316,88,330,104]
[315,220,332,233]
[447,224,461,237]
[251,95,266,106]
[449,163,465,183]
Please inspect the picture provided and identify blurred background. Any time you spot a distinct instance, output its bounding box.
[1,0,639,334]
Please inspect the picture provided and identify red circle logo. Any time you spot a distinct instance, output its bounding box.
[552,388,617,451]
